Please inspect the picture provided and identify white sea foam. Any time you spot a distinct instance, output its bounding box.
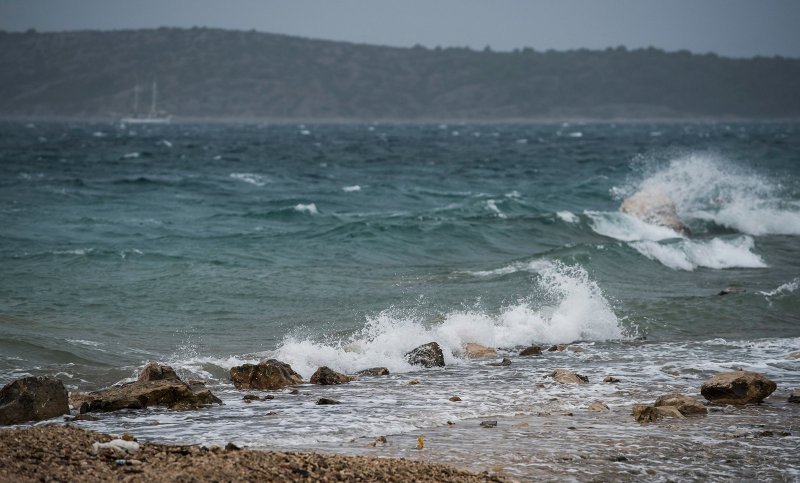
[272,262,624,379]
[229,173,268,187]
[615,153,800,236]
[486,199,506,218]
[760,278,800,298]
[52,248,94,256]
[342,185,361,192]
[587,211,684,241]
[121,152,140,159]
[630,236,766,271]
[556,211,579,223]
[294,203,318,215]
[464,259,550,278]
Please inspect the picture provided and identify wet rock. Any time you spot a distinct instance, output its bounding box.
[356,367,390,377]
[309,366,355,385]
[137,362,180,382]
[566,345,584,353]
[632,404,685,424]
[654,393,707,416]
[242,394,260,403]
[72,378,222,413]
[224,442,240,451]
[550,369,588,384]
[787,351,800,360]
[367,435,387,447]
[407,379,420,385]
[449,396,462,402]
[0,376,70,425]
[480,420,497,428]
[700,371,777,405]
[519,345,542,356]
[487,358,512,366]
[587,401,609,411]
[788,389,800,403]
[229,359,303,390]
[316,398,340,405]
[405,342,445,368]
[718,287,744,296]
[463,343,497,358]
[620,187,691,236]
[603,376,621,383]
[548,344,567,352]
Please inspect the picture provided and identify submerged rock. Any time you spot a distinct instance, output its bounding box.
[547,344,567,352]
[550,369,588,384]
[367,435,387,447]
[356,367,390,377]
[487,358,512,367]
[632,404,685,424]
[480,420,497,428]
[310,367,355,385]
[700,371,777,405]
[405,342,445,368]
[229,359,303,390]
[603,376,621,383]
[0,376,70,425]
[718,287,744,296]
[789,390,800,403]
[587,401,609,411]
[72,379,221,413]
[787,352,800,360]
[654,393,707,416]
[519,345,542,356]
[463,343,497,358]
[620,187,691,236]
[137,362,180,382]
[316,398,340,405]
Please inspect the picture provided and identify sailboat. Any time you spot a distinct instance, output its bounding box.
[120,79,171,125]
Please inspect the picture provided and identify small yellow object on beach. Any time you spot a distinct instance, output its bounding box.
[416,435,424,450]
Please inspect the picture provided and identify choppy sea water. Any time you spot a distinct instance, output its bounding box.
[1,121,798,480]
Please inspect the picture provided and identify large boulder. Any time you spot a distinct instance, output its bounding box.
[632,404,685,424]
[700,371,777,405]
[519,345,542,356]
[550,369,588,384]
[620,187,690,236]
[463,343,496,358]
[405,342,445,368]
[71,379,221,413]
[0,376,70,425]
[310,367,354,385]
[229,359,303,390]
[138,362,180,382]
[654,393,707,416]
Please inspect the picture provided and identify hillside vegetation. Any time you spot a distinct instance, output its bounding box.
[1,28,798,120]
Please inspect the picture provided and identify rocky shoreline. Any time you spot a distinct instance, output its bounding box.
[0,425,505,482]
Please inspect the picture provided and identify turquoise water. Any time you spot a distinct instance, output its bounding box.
[1,121,799,479]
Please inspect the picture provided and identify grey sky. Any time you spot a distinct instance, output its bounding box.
[1,0,799,58]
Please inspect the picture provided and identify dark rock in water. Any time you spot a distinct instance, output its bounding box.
[71,379,222,413]
[620,187,691,236]
[405,342,445,368]
[550,369,588,384]
[242,394,260,403]
[487,358,512,366]
[603,376,620,383]
[225,442,240,451]
[654,393,707,416]
[548,344,567,352]
[449,396,462,402]
[519,345,542,356]
[700,371,777,405]
[787,389,799,403]
[316,398,340,405]
[310,366,355,385]
[138,362,180,382]
[718,287,744,296]
[632,404,685,424]
[229,359,303,390]
[480,420,497,428]
[0,376,70,425]
[356,367,390,377]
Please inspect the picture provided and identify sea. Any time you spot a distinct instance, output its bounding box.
[1,121,798,480]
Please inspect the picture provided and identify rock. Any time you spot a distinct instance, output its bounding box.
[566,345,584,353]
[487,358,512,366]
[620,187,691,236]
[229,359,303,390]
[788,390,800,403]
[309,367,355,385]
[463,343,496,358]
[71,379,222,413]
[519,345,542,356]
[242,394,260,403]
[587,401,609,411]
[480,420,497,428]
[405,342,445,368]
[787,352,800,360]
[603,376,620,383]
[548,344,567,352]
[0,376,70,425]
[550,369,588,384]
[449,396,461,402]
[632,404,685,423]
[137,362,180,382]
[718,287,744,296]
[407,379,420,385]
[367,435,387,447]
[654,393,707,416]
[316,398,340,405]
[700,371,777,405]
[356,367,390,377]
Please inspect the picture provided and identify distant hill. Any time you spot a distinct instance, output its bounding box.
[1,28,799,121]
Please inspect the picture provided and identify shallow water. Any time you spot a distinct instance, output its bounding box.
[1,121,799,479]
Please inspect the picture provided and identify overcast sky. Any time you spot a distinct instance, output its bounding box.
[2,0,799,58]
